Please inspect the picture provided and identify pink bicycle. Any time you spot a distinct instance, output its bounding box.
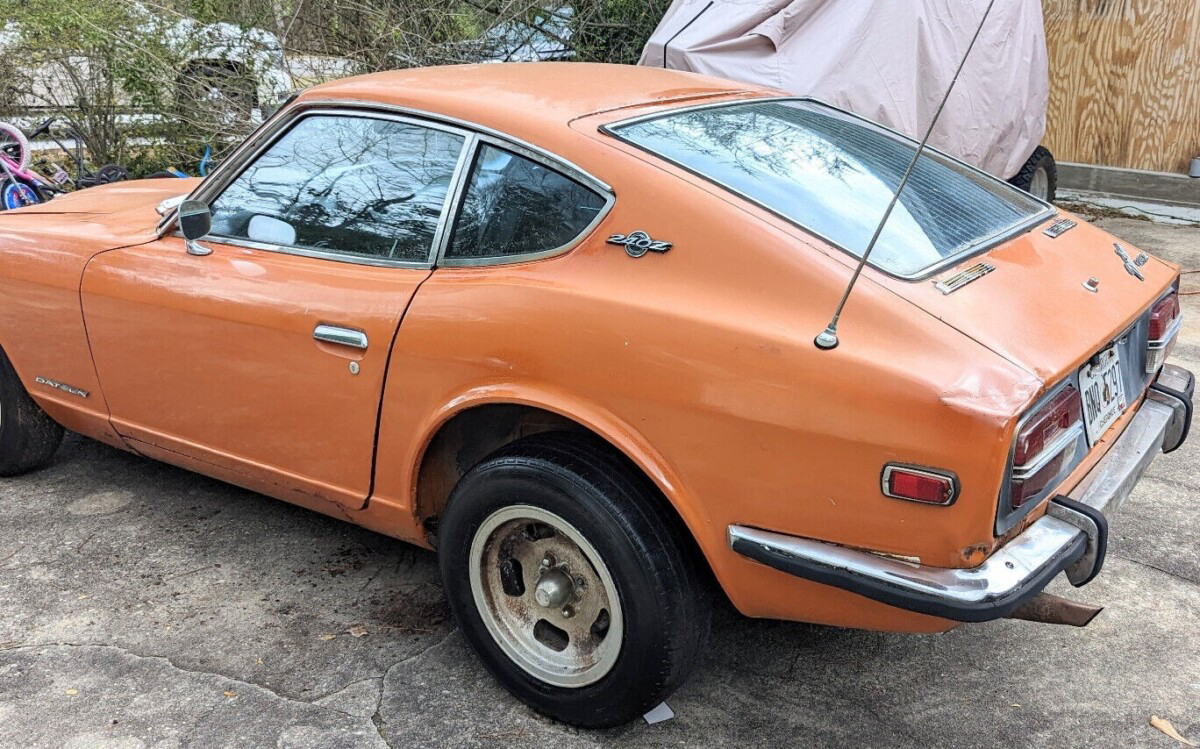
[0,121,53,210]
[0,118,128,210]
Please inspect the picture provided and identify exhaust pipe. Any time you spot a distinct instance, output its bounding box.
[1007,592,1104,627]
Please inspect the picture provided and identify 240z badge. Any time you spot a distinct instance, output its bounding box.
[607,231,672,258]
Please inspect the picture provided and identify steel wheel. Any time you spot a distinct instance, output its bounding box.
[468,504,623,688]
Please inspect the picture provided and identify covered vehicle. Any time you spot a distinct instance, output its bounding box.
[639,0,1057,198]
[0,64,1190,727]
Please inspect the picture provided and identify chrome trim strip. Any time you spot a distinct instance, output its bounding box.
[431,132,480,267]
[313,324,368,350]
[1011,423,1085,481]
[728,517,1082,607]
[179,233,433,269]
[600,96,1057,282]
[1147,314,1184,350]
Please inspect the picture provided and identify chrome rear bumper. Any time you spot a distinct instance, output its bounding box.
[728,363,1194,623]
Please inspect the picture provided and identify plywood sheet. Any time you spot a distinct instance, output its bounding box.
[1044,0,1200,173]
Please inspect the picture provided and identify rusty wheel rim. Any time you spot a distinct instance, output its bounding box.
[468,505,623,687]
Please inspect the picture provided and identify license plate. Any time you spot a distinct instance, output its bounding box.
[1079,347,1127,444]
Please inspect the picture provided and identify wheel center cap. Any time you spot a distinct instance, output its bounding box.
[533,569,573,608]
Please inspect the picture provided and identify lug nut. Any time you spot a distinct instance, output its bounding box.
[541,554,555,568]
[575,576,587,589]
[561,605,574,618]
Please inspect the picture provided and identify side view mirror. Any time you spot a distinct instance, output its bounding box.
[177,199,213,257]
[178,199,211,240]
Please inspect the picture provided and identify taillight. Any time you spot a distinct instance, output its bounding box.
[1146,291,1181,373]
[1013,386,1082,465]
[881,464,958,505]
[1010,386,1085,509]
[1149,292,1180,340]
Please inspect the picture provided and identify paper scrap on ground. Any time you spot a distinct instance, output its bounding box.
[643,702,674,725]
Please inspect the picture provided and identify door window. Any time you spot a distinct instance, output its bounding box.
[445,144,606,261]
[209,114,465,263]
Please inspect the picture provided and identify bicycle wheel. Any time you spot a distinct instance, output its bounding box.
[0,122,31,172]
[2,180,40,210]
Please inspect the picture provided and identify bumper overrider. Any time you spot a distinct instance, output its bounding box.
[728,363,1195,623]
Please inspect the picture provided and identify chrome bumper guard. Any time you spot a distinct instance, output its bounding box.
[728,363,1194,623]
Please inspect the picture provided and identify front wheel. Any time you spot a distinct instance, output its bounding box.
[0,350,65,476]
[439,432,711,727]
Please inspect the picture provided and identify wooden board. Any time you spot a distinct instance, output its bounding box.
[1044,0,1200,173]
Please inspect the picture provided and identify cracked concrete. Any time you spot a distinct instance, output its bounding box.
[0,216,1198,747]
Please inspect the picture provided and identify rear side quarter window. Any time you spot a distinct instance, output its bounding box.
[444,144,607,264]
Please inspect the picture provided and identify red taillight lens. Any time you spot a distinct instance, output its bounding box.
[1011,449,1074,508]
[883,466,957,505]
[1149,292,1180,341]
[1147,291,1176,340]
[1009,386,1085,510]
[1147,292,1182,374]
[1013,386,1083,465]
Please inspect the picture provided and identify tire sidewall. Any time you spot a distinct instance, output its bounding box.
[440,459,681,726]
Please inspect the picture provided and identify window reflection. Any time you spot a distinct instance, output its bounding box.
[615,101,1046,276]
[447,144,605,260]
[210,115,465,262]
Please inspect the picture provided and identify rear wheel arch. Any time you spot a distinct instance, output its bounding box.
[411,399,714,578]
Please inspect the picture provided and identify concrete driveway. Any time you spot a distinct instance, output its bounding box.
[1,216,1198,748]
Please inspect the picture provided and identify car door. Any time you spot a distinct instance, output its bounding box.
[81,110,471,509]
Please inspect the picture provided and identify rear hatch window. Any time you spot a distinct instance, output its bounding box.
[607,99,1052,278]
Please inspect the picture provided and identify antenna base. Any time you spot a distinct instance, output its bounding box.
[814,326,839,350]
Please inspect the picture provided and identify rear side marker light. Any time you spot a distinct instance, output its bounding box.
[881,464,959,506]
[1147,292,1182,374]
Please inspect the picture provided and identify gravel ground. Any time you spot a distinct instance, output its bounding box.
[0,216,1197,749]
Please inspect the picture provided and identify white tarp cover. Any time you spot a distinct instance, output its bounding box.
[638,0,1048,178]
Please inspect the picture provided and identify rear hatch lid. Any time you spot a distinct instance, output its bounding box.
[879,217,1177,383]
[602,96,1176,383]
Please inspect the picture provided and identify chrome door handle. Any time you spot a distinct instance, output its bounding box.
[313,324,368,350]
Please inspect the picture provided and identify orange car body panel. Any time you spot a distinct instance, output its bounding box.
[0,64,1179,634]
[81,234,430,510]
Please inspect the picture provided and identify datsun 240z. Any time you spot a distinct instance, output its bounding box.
[0,64,1192,726]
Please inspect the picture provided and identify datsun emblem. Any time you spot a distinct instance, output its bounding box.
[1113,243,1146,281]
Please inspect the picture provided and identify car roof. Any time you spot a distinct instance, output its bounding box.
[299,62,759,144]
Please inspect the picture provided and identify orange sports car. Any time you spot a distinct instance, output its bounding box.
[0,63,1192,727]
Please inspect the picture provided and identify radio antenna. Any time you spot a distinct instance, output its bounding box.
[814,0,996,350]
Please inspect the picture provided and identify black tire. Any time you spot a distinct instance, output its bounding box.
[1008,145,1057,202]
[0,350,65,476]
[94,164,128,184]
[439,431,710,727]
